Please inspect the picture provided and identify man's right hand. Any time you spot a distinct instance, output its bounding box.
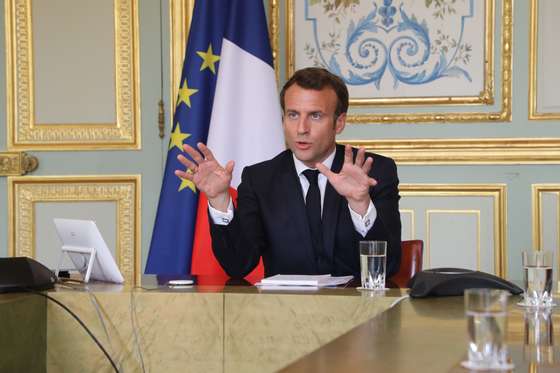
[175,142,234,212]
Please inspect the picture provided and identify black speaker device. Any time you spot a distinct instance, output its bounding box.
[409,268,523,298]
[0,257,57,293]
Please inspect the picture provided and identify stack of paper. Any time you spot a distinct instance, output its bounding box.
[255,274,353,290]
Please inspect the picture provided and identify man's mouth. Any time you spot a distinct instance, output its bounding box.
[295,141,311,150]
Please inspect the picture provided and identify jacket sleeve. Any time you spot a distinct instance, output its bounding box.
[209,167,266,278]
[364,156,402,277]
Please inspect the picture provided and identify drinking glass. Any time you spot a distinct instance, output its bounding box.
[523,309,556,364]
[462,288,513,370]
[522,250,554,308]
[359,241,386,290]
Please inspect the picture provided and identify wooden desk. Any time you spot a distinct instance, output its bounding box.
[2,279,559,373]
[1,279,404,372]
[281,296,560,373]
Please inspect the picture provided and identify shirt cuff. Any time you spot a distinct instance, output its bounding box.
[348,200,377,237]
[208,198,234,225]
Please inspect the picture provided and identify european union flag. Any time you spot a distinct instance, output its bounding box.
[145,1,228,274]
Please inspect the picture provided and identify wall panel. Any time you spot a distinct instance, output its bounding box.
[400,184,506,276]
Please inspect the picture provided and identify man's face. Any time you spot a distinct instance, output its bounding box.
[282,84,346,168]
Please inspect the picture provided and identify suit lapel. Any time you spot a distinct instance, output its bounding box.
[322,145,344,263]
[278,152,317,269]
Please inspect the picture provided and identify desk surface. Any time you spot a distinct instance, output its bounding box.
[3,278,560,373]
[281,296,560,373]
[46,279,406,373]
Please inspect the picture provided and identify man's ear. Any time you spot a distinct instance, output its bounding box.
[335,113,346,134]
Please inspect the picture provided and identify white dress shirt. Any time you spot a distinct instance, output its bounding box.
[208,148,377,237]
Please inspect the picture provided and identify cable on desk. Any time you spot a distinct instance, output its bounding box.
[24,289,119,373]
[87,291,120,370]
[129,289,147,373]
[47,279,160,372]
[57,277,86,285]
[55,281,145,372]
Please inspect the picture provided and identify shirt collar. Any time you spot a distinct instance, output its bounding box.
[292,147,336,176]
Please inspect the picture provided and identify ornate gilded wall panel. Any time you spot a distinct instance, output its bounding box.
[529,0,560,120]
[8,176,141,285]
[400,184,507,277]
[283,0,510,123]
[5,0,140,150]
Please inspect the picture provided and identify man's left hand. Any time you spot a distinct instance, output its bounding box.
[316,145,377,216]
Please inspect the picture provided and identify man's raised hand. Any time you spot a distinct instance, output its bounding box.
[175,142,234,211]
[316,145,377,216]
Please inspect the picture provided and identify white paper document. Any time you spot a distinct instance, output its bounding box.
[256,274,353,288]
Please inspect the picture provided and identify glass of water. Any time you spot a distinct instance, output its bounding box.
[522,250,554,308]
[462,288,513,370]
[359,241,386,290]
[523,309,556,364]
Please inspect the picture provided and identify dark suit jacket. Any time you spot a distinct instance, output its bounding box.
[210,144,402,278]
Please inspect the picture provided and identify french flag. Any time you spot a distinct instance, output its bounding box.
[192,1,285,282]
[146,0,284,280]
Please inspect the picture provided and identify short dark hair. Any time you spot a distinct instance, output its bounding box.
[280,67,349,118]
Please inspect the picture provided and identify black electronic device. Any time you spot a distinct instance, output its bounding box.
[0,257,57,293]
[409,268,523,298]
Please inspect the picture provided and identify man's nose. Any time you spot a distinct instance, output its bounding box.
[296,118,309,134]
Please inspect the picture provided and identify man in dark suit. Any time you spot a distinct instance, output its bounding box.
[176,67,401,278]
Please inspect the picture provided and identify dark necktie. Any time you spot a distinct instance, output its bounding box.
[303,169,324,262]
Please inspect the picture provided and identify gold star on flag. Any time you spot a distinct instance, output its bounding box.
[178,173,196,193]
[169,124,190,151]
[196,44,220,74]
[177,78,198,108]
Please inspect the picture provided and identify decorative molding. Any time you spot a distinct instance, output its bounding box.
[269,0,279,84]
[5,0,141,150]
[532,185,560,293]
[0,152,38,176]
[399,209,415,240]
[7,176,141,285]
[281,0,511,123]
[532,185,560,271]
[341,138,560,164]
[0,153,20,176]
[170,0,193,126]
[400,184,507,277]
[528,0,560,120]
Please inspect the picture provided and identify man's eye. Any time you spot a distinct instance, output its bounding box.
[311,113,322,120]
[287,112,298,119]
